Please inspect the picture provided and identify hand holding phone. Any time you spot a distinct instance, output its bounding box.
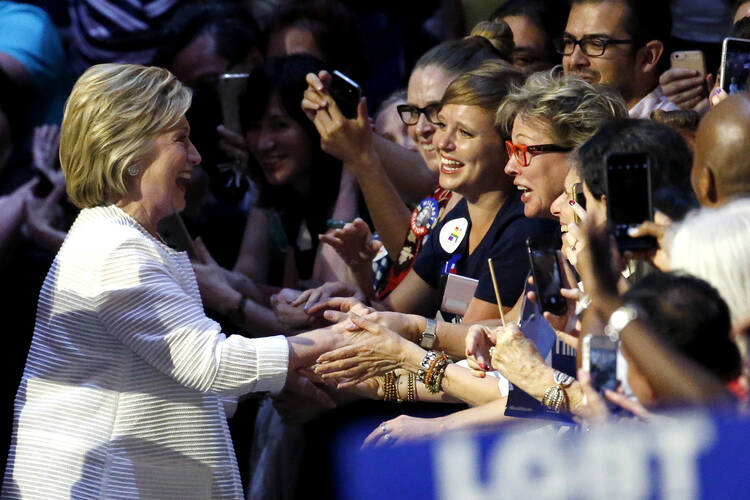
[605,152,656,251]
[582,333,619,394]
[215,73,250,133]
[720,37,750,94]
[670,50,706,76]
[328,70,362,119]
[526,236,567,316]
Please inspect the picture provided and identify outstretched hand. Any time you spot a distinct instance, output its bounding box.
[313,312,418,388]
[319,217,381,269]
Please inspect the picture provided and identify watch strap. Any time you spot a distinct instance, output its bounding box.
[419,318,437,349]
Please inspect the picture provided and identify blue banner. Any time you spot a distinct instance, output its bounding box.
[334,410,750,499]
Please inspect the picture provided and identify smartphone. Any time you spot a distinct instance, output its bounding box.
[582,333,619,393]
[329,70,361,119]
[526,236,567,316]
[604,152,656,252]
[157,213,197,259]
[670,50,706,76]
[215,73,250,133]
[720,37,750,94]
[569,182,586,223]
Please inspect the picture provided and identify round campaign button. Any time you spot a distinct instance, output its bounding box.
[410,197,440,237]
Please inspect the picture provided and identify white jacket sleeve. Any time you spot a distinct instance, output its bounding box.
[94,234,288,395]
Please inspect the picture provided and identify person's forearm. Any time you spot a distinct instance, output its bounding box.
[597,297,735,407]
[349,149,413,259]
[372,134,437,204]
[429,398,518,433]
[440,364,504,406]
[211,285,289,336]
[224,269,271,305]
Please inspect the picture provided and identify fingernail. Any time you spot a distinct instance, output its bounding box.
[466,350,473,356]
[569,200,576,206]
[479,372,485,378]
[346,321,357,330]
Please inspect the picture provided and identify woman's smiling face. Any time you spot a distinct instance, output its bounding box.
[406,65,455,172]
[432,103,508,198]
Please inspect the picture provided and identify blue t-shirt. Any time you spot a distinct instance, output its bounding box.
[413,192,559,309]
[0,1,72,126]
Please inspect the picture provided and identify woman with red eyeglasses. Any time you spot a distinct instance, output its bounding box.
[499,71,627,222]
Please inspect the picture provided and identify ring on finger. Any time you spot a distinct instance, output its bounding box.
[383,432,392,441]
[380,423,387,434]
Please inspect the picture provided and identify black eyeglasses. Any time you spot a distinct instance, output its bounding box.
[553,35,633,57]
[396,103,441,126]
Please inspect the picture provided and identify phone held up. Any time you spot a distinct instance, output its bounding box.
[526,235,567,317]
[329,70,362,119]
[582,333,619,394]
[720,37,750,95]
[604,152,657,252]
[215,73,251,133]
[670,50,706,76]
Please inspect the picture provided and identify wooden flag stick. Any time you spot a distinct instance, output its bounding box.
[487,258,506,328]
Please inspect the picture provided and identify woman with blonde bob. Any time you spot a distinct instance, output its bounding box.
[2,63,353,498]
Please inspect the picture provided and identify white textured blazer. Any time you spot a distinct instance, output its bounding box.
[3,205,289,499]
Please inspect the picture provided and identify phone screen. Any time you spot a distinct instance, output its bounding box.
[606,153,655,251]
[588,343,618,393]
[329,70,361,119]
[527,239,567,316]
[722,38,750,94]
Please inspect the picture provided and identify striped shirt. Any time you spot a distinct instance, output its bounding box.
[3,205,289,499]
[68,0,182,75]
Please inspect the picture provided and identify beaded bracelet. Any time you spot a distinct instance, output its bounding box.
[407,372,416,402]
[383,372,397,402]
[417,351,439,383]
[424,352,449,393]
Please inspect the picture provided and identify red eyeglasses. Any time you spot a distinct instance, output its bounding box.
[505,140,573,167]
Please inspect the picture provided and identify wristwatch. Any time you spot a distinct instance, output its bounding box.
[419,318,437,349]
[553,370,575,388]
[603,304,639,342]
[227,295,248,325]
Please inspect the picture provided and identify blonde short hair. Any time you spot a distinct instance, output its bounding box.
[495,70,627,148]
[60,63,192,208]
[441,60,523,134]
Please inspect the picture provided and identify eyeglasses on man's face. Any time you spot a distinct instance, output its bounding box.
[505,140,573,167]
[396,103,441,126]
[553,34,633,57]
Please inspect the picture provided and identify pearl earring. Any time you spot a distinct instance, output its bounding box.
[127,165,140,176]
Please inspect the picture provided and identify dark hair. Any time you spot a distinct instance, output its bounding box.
[414,35,506,77]
[264,0,368,83]
[240,54,341,207]
[575,118,698,221]
[572,0,671,49]
[154,2,261,71]
[571,0,671,73]
[731,16,750,38]
[490,0,570,64]
[649,109,700,131]
[623,272,743,383]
